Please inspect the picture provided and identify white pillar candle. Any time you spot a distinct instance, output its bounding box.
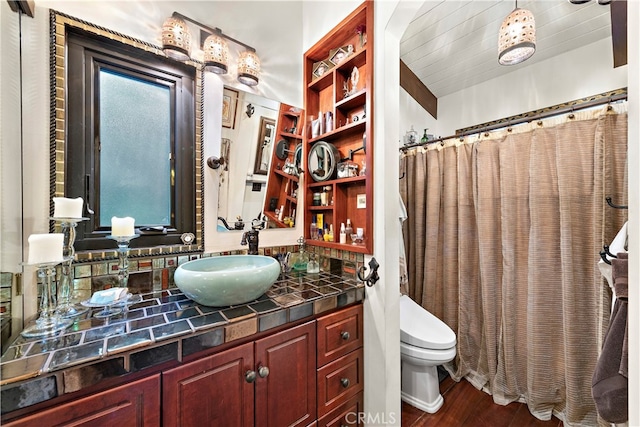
[111,216,135,237]
[28,233,65,265]
[53,197,84,218]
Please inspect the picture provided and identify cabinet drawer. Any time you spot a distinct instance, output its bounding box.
[317,393,363,427]
[317,304,363,366]
[317,348,363,417]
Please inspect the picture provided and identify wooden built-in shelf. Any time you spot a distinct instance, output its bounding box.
[303,1,373,254]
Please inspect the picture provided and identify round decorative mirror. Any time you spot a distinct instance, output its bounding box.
[308,141,339,182]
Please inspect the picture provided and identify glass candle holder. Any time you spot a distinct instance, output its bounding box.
[21,261,74,338]
[51,217,89,318]
[108,234,139,287]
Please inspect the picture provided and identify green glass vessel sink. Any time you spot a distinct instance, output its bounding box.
[174,255,280,307]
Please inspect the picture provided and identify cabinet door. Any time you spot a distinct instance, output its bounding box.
[162,342,254,427]
[4,375,160,427]
[255,320,316,427]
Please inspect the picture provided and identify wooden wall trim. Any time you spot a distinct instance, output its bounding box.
[7,0,35,17]
[399,60,437,119]
[611,0,627,68]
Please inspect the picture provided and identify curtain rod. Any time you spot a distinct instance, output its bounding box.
[400,91,628,152]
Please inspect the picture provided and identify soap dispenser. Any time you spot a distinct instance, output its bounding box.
[289,236,309,271]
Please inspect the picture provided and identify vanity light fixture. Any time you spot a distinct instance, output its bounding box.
[161,12,261,86]
[202,30,230,74]
[161,15,191,61]
[237,50,261,87]
[498,1,536,66]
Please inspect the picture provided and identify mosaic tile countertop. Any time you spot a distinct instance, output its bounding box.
[0,271,364,415]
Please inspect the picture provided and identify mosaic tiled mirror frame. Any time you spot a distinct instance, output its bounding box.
[49,10,205,258]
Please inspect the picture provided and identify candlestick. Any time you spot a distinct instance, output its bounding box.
[27,234,65,265]
[51,217,89,318]
[108,234,139,289]
[53,197,84,219]
[111,216,135,237]
[21,261,73,338]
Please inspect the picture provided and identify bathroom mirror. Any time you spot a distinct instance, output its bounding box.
[217,88,285,232]
[308,141,339,182]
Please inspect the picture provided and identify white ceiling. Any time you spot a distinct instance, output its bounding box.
[400,0,613,98]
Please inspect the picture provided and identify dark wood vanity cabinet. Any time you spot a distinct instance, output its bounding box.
[3,375,161,427]
[162,321,316,427]
[2,304,362,427]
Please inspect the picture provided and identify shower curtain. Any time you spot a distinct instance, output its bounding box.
[399,105,628,426]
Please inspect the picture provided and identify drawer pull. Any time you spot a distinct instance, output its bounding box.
[258,365,270,378]
[341,331,350,340]
[340,377,350,388]
[245,370,257,383]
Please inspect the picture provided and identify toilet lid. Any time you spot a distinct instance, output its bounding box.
[400,295,456,350]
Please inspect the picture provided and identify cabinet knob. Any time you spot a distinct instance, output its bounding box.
[258,365,270,378]
[341,331,350,341]
[340,377,350,388]
[245,370,257,383]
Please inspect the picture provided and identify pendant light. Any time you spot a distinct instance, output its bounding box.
[237,50,261,87]
[161,15,191,61]
[498,1,536,66]
[203,31,230,74]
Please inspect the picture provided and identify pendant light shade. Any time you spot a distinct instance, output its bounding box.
[237,50,261,86]
[498,7,536,66]
[203,33,230,74]
[162,16,191,61]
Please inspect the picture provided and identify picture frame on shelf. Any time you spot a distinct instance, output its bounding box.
[312,60,332,80]
[254,116,276,175]
[222,87,239,129]
[328,45,354,66]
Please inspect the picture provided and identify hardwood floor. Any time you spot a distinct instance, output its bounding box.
[401,376,563,427]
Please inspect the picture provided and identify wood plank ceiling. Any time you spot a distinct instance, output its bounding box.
[400,0,614,99]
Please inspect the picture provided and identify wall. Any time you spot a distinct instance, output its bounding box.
[626,2,639,424]
[1,1,305,322]
[399,38,627,142]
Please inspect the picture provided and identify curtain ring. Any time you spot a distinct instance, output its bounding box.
[568,113,575,119]
[507,127,513,132]
[537,121,543,127]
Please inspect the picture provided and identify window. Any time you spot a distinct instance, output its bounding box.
[65,28,196,251]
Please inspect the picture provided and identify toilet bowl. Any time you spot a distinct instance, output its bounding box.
[400,294,456,413]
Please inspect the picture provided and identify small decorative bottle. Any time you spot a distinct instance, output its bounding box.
[421,128,429,144]
[289,236,309,271]
[307,253,320,274]
[345,219,353,242]
[340,223,347,244]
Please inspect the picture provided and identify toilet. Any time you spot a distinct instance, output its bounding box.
[400,294,457,413]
